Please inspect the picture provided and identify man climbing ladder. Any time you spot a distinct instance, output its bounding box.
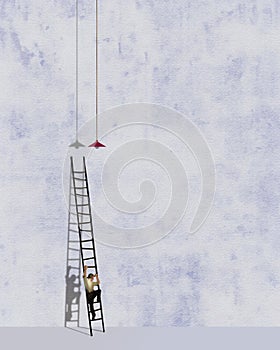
[70,156,105,334]
[83,265,101,320]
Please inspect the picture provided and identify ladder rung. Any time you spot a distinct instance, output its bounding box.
[69,248,79,251]
[69,240,80,243]
[77,204,88,207]
[80,221,91,225]
[82,239,93,243]
[81,229,91,232]
[77,212,90,215]
[73,171,84,174]
[75,187,87,190]
[73,177,85,181]
[82,248,93,250]
[69,229,78,233]
[83,257,94,261]
[91,317,102,321]
[76,194,88,197]
[69,258,80,261]
[87,265,96,268]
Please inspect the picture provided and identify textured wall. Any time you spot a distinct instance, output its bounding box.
[1,0,280,326]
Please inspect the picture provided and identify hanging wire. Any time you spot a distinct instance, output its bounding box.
[89,0,106,148]
[95,0,98,140]
[70,0,84,148]
[76,0,79,140]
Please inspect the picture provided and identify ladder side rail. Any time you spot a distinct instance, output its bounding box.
[82,157,98,272]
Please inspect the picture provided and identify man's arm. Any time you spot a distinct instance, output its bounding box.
[83,266,89,291]
[93,274,100,285]
[83,265,88,278]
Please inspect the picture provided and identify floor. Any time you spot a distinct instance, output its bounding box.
[0,326,277,350]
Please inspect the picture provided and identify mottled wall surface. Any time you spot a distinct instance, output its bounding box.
[1,0,280,326]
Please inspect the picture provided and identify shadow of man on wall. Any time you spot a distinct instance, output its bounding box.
[65,265,81,322]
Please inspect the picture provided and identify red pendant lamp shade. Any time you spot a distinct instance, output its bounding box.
[88,140,106,148]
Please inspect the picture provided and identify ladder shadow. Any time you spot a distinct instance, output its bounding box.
[66,326,103,336]
[92,328,104,333]
[65,326,90,336]
[64,169,82,328]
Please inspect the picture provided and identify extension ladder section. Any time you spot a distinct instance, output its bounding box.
[70,156,105,335]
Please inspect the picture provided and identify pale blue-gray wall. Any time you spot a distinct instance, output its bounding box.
[1,0,280,326]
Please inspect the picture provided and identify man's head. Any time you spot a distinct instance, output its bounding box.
[87,273,94,281]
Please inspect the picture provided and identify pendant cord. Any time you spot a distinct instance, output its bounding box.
[95,0,98,140]
[73,0,100,147]
[75,0,79,141]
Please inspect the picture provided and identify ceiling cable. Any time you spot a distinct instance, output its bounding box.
[70,0,85,148]
[89,0,106,148]
[95,0,98,140]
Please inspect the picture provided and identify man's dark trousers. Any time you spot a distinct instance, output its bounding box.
[86,289,101,319]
